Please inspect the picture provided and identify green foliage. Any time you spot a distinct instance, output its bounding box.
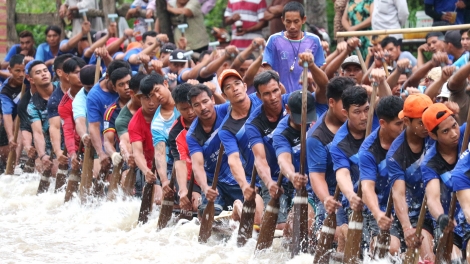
[204,0,228,29]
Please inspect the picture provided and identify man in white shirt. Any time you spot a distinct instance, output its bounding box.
[372,0,409,39]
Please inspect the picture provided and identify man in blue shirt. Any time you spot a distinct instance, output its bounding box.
[387,94,435,259]
[360,96,404,256]
[262,1,325,93]
[218,69,263,222]
[307,76,355,252]
[425,0,468,25]
[273,90,318,239]
[186,84,232,217]
[1,30,36,70]
[86,60,130,172]
[124,31,167,72]
[245,70,291,230]
[421,103,468,260]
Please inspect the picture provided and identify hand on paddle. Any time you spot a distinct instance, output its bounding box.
[162,180,175,198]
[144,169,157,183]
[291,173,308,190]
[127,154,136,168]
[369,68,386,85]
[323,195,341,214]
[203,185,219,202]
[431,52,451,67]
[267,180,283,199]
[99,155,111,171]
[71,152,80,170]
[27,146,37,159]
[375,211,392,231]
[57,152,69,166]
[441,66,456,82]
[241,183,256,201]
[347,193,364,211]
[8,139,17,152]
[40,154,52,170]
[298,52,314,67]
[81,133,91,147]
[178,188,192,210]
[403,227,423,249]
[346,37,360,52]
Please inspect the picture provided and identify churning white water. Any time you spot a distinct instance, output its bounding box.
[0,174,393,264]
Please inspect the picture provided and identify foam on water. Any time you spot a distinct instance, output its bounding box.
[0,174,400,263]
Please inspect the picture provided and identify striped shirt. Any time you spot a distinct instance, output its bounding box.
[224,0,267,49]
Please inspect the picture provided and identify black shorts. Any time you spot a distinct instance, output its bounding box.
[390,216,434,253]
[0,125,7,147]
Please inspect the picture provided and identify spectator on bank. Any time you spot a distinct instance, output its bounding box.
[371,0,408,40]
[461,29,470,51]
[381,37,417,70]
[224,0,267,50]
[425,0,469,25]
[35,26,68,73]
[167,0,210,53]
[417,32,446,67]
[445,30,467,64]
[59,0,104,37]
[342,0,374,57]
[261,0,303,35]
[1,31,36,70]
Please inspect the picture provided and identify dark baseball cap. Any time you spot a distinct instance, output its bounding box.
[169,49,187,62]
[444,30,461,47]
[288,90,317,125]
[161,42,177,54]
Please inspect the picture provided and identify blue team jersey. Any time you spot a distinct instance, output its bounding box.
[421,124,467,237]
[307,113,337,203]
[358,127,391,212]
[452,149,470,235]
[86,81,119,131]
[219,93,262,185]
[387,130,434,218]
[187,103,237,185]
[330,119,379,209]
[0,78,21,117]
[47,85,64,119]
[272,114,314,198]
[245,93,290,183]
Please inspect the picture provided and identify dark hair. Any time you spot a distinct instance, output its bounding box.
[28,61,47,76]
[9,54,25,68]
[19,30,34,39]
[45,25,62,36]
[381,36,400,48]
[142,31,158,43]
[129,72,146,92]
[54,54,74,74]
[282,1,305,18]
[110,67,131,86]
[199,50,211,62]
[426,31,445,41]
[326,76,356,101]
[62,57,86,74]
[140,73,165,95]
[187,84,213,105]
[376,96,404,122]
[106,60,131,77]
[172,83,193,105]
[342,86,368,110]
[79,65,97,86]
[253,70,279,93]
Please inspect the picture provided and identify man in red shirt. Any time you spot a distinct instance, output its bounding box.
[129,74,160,198]
[168,83,199,212]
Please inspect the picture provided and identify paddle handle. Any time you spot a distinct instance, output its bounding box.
[94,57,101,84]
[210,143,225,190]
[249,165,257,189]
[366,82,378,137]
[384,190,393,217]
[299,61,309,176]
[187,171,195,202]
[333,185,341,201]
[355,47,368,75]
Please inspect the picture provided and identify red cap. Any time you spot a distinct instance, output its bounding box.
[106,37,124,50]
[398,94,433,119]
[218,69,242,90]
[422,103,453,132]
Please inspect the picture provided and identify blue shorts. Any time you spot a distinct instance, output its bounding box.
[260,180,295,224]
[198,181,244,216]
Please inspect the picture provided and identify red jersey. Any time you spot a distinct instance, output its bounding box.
[58,91,80,153]
[129,108,154,169]
[168,116,196,184]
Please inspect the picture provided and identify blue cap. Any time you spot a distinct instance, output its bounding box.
[25,60,42,75]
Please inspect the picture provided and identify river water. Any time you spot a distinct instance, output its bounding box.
[0,174,391,264]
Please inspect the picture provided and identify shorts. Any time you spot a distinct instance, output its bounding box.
[135,167,145,198]
[313,202,348,237]
[390,216,434,253]
[198,181,244,216]
[260,180,294,224]
[0,125,8,146]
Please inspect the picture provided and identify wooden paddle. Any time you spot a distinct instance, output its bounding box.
[237,165,258,247]
[179,171,196,221]
[312,186,341,263]
[291,61,310,257]
[65,141,84,203]
[403,196,428,264]
[23,150,37,173]
[5,83,27,175]
[255,172,283,251]
[343,77,379,263]
[54,147,68,192]
[198,143,225,243]
[107,159,123,201]
[434,102,470,262]
[157,164,176,230]
[122,163,137,197]
[373,190,394,259]
[36,157,53,194]
[94,57,101,84]
[79,145,95,203]
[93,159,109,198]
[138,160,157,224]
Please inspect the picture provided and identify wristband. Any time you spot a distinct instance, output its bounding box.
[40,154,47,161]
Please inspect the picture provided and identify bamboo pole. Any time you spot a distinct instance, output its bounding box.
[336,24,470,38]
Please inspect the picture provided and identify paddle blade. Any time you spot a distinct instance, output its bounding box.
[237,198,257,247]
[138,182,155,224]
[373,230,391,259]
[79,146,94,203]
[157,194,175,230]
[122,166,136,196]
[55,165,68,193]
[291,187,309,257]
[64,169,81,203]
[312,213,337,263]
[198,202,215,243]
[343,210,363,263]
[107,161,123,201]
[5,150,16,175]
[255,197,280,251]
[23,157,36,173]
[93,167,108,198]
[37,169,52,194]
